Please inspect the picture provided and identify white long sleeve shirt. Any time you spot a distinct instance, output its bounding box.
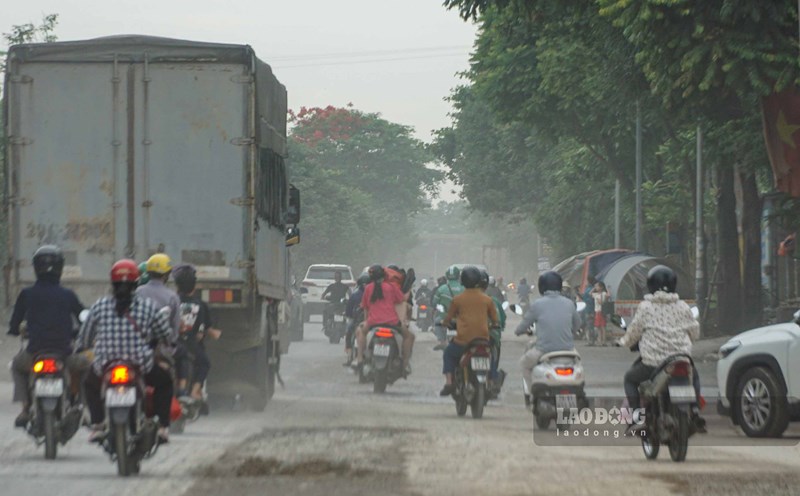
[620,291,699,367]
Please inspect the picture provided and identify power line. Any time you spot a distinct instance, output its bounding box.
[266,45,471,62]
[274,51,470,69]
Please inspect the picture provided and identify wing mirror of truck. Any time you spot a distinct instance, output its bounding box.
[285,226,300,247]
[286,185,301,225]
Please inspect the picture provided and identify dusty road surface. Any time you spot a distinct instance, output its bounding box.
[1,316,799,496]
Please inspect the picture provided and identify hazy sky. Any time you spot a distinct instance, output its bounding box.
[3,1,477,143]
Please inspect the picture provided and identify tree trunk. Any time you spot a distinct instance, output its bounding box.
[739,170,762,328]
[715,163,743,334]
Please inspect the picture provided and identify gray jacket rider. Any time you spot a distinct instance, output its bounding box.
[514,290,580,353]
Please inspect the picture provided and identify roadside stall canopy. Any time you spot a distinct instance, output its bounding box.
[594,254,692,301]
[553,249,634,293]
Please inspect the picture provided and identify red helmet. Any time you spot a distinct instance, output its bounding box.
[111,259,140,283]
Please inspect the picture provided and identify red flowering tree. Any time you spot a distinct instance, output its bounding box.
[287,105,439,272]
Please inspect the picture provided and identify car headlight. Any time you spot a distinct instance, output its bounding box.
[719,340,741,359]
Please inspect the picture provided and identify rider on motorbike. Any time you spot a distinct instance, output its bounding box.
[514,271,581,388]
[415,279,432,307]
[618,265,705,431]
[321,271,351,332]
[439,266,499,396]
[344,274,370,365]
[486,276,505,303]
[8,245,88,427]
[172,264,218,403]
[78,260,174,443]
[355,265,413,374]
[479,270,506,388]
[432,266,465,351]
[517,278,532,307]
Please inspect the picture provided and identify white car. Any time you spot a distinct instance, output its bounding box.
[300,264,355,321]
[716,311,800,437]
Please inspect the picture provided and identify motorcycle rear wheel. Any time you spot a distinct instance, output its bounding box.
[668,410,690,462]
[471,384,486,419]
[373,369,388,394]
[114,423,130,476]
[43,411,57,460]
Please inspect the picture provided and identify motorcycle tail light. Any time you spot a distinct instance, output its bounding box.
[110,365,132,385]
[32,358,59,374]
[420,305,428,311]
[555,367,574,376]
[375,328,394,338]
[667,361,691,377]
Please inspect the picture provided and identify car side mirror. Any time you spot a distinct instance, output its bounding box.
[286,226,300,247]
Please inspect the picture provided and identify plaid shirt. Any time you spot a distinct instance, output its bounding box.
[77,295,171,374]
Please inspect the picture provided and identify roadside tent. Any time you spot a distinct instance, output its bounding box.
[552,249,634,292]
[595,254,691,301]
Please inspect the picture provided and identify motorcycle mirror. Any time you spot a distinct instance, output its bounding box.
[576,301,586,312]
[794,309,800,323]
[78,309,90,323]
[436,304,445,313]
[691,306,700,320]
[502,301,510,310]
[508,304,523,316]
[620,317,627,330]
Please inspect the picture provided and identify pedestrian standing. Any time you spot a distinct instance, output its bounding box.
[592,281,609,346]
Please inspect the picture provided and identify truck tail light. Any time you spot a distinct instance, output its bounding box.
[202,289,242,304]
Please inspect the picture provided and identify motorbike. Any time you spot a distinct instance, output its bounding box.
[635,353,700,462]
[323,296,348,345]
[523,347,589,430]
[621,305,701,462]
[450,331,493,419]
[416,302,432,333]
[359,325,406,393]
[96,360,160,476]
[25,352,83,459]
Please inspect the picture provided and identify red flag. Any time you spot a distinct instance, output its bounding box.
[762,88,800,196]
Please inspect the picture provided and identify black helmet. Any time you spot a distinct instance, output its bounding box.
[33,245,65,280]
[461,265,482,289]
[357,274,371,287]
[478,270,490,290]
[647,265,677,294]
[172,264,197,294]
[538,271,562,295]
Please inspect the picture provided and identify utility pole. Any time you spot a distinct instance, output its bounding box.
[696,125,706,314]
[635,100,643,251]
[615,179,621,248]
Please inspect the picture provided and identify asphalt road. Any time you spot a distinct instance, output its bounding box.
[1,316,799,496]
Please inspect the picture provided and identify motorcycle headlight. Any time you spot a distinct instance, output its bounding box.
[719,340,741,359]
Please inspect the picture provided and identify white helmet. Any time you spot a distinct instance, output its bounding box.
[420,279,428,286]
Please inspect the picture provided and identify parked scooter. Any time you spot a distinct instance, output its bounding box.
[360,325,406,393]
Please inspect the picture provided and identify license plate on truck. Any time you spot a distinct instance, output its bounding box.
[668,385,696,403]
[105,387,136,407]
[556,394,577,410]
[373,344,391,357]
[34,378,63,397]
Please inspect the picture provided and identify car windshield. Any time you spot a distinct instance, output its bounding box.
[307,268,351,280]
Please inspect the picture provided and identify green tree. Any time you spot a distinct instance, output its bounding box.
[287,106,439,274]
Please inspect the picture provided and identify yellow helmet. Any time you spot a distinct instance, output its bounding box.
[146,253,172,275]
